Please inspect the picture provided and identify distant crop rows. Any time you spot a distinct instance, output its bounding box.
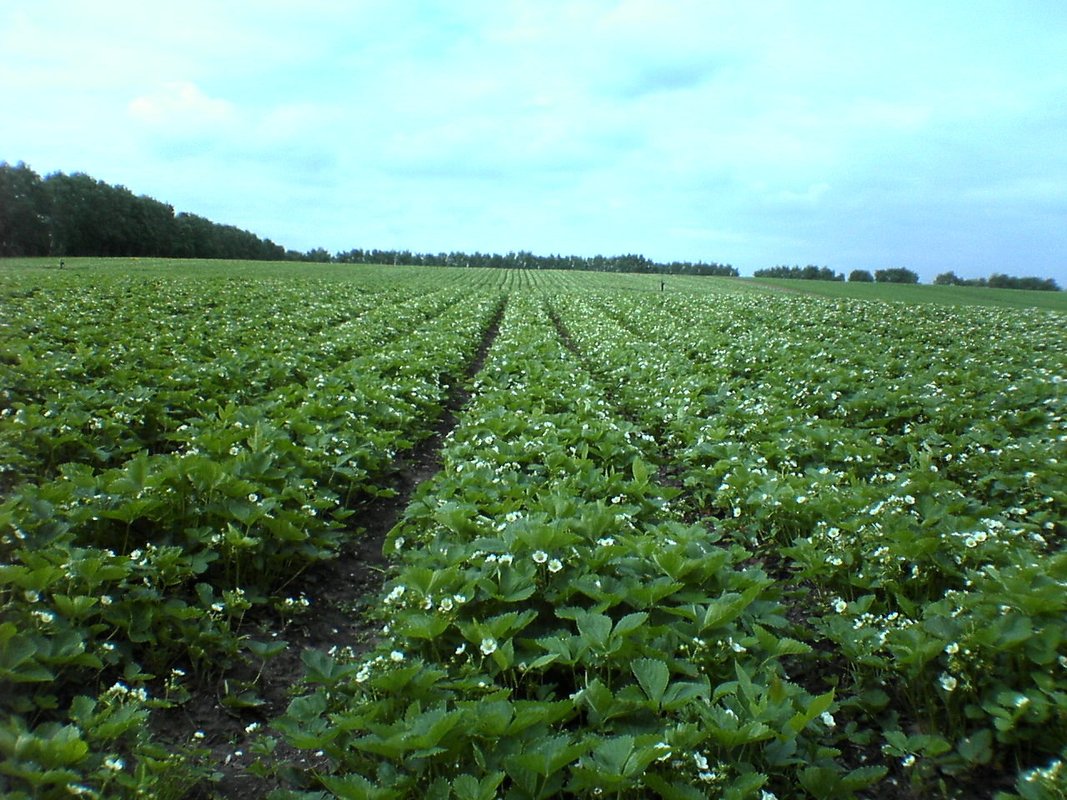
[1,264,1064,799]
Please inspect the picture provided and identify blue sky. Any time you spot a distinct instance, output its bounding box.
[3,1,1066,282]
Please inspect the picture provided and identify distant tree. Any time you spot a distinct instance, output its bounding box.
[303,247,332,262]
[930,272,1058,290]
[987,273,1060,291]
[0,162,51,256]
[848,269,874,282]
[754,265,843,281]
[875,267,919,284]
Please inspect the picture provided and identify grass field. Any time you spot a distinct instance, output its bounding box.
[749,276,1067,311]
[1,259,1064,800]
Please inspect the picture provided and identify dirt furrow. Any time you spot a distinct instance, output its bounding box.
[172,297,508,799]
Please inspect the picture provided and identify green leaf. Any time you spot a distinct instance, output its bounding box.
[631,658,670,706]
[320,773,401,799]
[452,772,505,800]
[702,585,761,631]
[612,612,649,638]
[788,690,835,735]
[957,729,993,764]
[631,458,650,486]
[842,765,888,791]
[590,734,635,776]
[575,611,612,650]
[246,638,288,660]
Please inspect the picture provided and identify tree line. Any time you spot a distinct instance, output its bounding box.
[0,162,285,261]
[2,161,1059,289]
[754,265,922,283]
[757,264,1059,290]
[0,162,737,276]
[934,271,1060,292]
[331,247,738,276]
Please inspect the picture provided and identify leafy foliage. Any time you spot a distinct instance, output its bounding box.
[2,262,1063,798]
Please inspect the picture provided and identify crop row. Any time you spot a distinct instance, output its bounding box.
[548,290,1066,796]
[0,269,505,799]
[274,294,882,799]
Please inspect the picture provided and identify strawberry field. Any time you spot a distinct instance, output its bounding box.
[1,261,1064,799]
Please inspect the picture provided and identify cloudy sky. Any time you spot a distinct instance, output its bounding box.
[4,1,1067,282]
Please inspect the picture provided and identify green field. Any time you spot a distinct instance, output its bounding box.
[7,257,1066,311]
[1,260,1064,799]
[750,276,1067,311]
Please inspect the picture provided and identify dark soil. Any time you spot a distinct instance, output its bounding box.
[155,303,506,799]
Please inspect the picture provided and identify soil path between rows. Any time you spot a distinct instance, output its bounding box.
[167,298,508,799]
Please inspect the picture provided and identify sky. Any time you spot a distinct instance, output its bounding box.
[3,1,1067,283]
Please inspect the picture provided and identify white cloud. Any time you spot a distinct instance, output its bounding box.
[128,81,236,130]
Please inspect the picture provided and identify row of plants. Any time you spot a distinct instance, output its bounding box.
[549,289,1066,797]
[272,293,884,799]
[0,267,508,798]
[0,271,504,486]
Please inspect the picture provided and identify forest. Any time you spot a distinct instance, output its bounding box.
[0,162,286,261]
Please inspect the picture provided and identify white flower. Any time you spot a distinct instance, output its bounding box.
[939,673,958,692]
[103,756,124,772]
[438,597,454,612]
[390,650,405,663]
[597,537,615,547]
[244,722,260,734]
[832,598,847,614]
[248,493,259,503]
[902,754,916,768]
[693,753,709,770]
[547,559,563,573]
[532,550,548,564]
[480,638,498,656]
[820,711,836,728]
[945,642,959,655]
